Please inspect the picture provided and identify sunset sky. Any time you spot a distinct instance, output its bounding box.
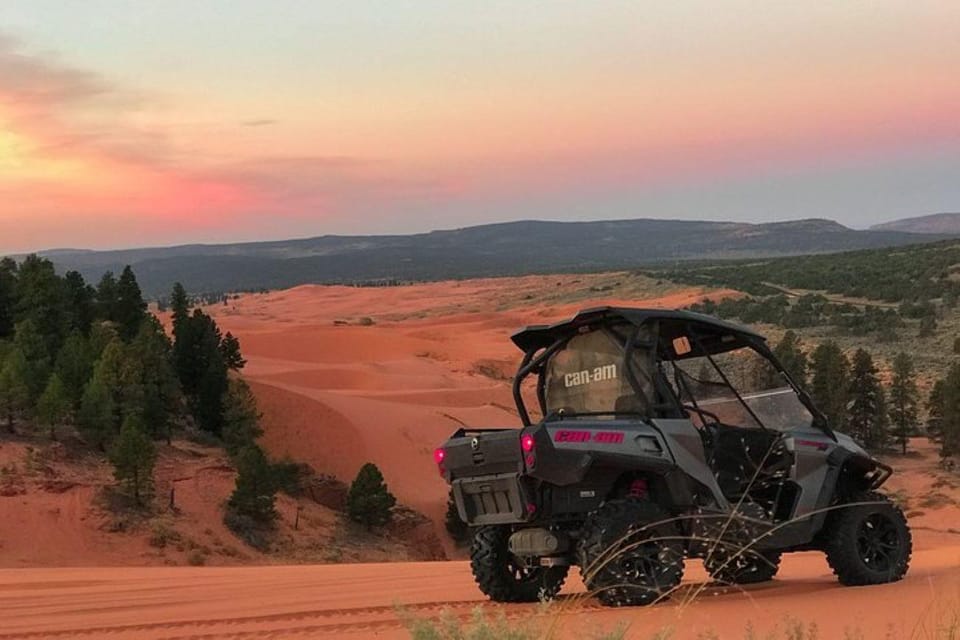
[2,1,959,253]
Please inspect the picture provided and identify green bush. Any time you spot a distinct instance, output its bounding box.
[347,462,396,528]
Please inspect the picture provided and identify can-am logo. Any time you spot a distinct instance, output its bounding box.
[564,364,617,388]
[554,430,625,444]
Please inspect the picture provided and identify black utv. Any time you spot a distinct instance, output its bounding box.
[435,307,911,606]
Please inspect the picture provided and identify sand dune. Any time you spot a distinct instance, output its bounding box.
[204,274,732,536]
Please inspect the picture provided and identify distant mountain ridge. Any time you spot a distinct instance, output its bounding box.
[870,213,960,234]
[17,217,954,297]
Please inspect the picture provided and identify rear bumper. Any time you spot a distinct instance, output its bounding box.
[453,472,535,526]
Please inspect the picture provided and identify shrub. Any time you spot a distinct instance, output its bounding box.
[223,509,272,551]
[347,462,396,528]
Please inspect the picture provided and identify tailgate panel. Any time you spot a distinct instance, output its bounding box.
[453,472,533,525]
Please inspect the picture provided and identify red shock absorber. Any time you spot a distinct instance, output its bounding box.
[628,477,648,499]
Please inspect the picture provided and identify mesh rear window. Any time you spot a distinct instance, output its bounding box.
[543,326,653,415]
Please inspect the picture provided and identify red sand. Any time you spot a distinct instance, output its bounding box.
[1,543,959,638]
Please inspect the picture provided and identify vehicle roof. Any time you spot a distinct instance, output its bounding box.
[510,306,764,353]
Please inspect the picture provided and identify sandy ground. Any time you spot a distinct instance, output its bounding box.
[1,532,959,639]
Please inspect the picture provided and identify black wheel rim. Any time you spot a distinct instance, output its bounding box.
[856,513,900,573]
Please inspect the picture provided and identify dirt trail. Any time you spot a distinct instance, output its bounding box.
[1,536,958,639]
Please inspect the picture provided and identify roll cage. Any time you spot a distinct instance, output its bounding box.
[510,307,833,439]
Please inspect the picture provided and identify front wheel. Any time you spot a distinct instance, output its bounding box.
[470,526,568,602]
[824,491,911,586]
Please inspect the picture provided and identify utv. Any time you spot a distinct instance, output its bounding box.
[436,307,911,606]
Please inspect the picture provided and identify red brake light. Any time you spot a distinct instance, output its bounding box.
[521,434,535,452]
[433,448,446,464]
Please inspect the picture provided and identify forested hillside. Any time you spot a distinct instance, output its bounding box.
[24,217,948,296]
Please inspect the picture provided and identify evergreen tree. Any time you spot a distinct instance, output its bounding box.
[809,341,850,431]
[54,333,94,414]
[227,445,278,523]
[91,339,127,432]
[36,374,70,440]
[12,319,51,402]
[445,487,469,546]
[0,257,17,339]
[222,378,262,457]
[940,363,960,456]
[0,350,30,432]
[63,271,96,335]
[115,266,147,341]
[170,282,191,381]
[918,315,937,338]
[847,349,886,450]
[170,282,190,337]
[888,352,919,454]
[347,463,396,528]
[87,321,118,359]
[123,317,179,440]
[220,332,247,370]
[928,379,946,437]
[78,378,115,450]
[189,311,229,433]
[14,255,67,357]
[95,272,119,324]
[108,415,156,505]
[772,330,807,387]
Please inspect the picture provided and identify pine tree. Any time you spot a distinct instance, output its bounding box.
[918,316,937,338]
[222,378,262,457]
[347,463,396,528]
[928,379,946,437]
[95,272,119,324]
[124,317,179,441]
[14,255,68,357]
[108,415,156,505]
[0,350,30,432]
[220,332,247,370]
[36,373,70,440]
[228,445,278,523]
[191,311,229,434]
[0,257,17,339]
[63,271,95,335]
[809,341,850,431]
[772,330,807,387]
[78,378,115,450]
[91,339,127,433]
[170,283,191,380]
[170,282,190,336]
[54,333,94,414]
[115,266,147,341]
[847,349,886,450]
[888,352,919,454]
[12,319,51,403]
[940,363,960,457]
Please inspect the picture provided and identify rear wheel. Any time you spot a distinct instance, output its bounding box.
[470,526,568,602]
[578,500,684,606]
[704,547,781,585]
[824,491,911,586]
